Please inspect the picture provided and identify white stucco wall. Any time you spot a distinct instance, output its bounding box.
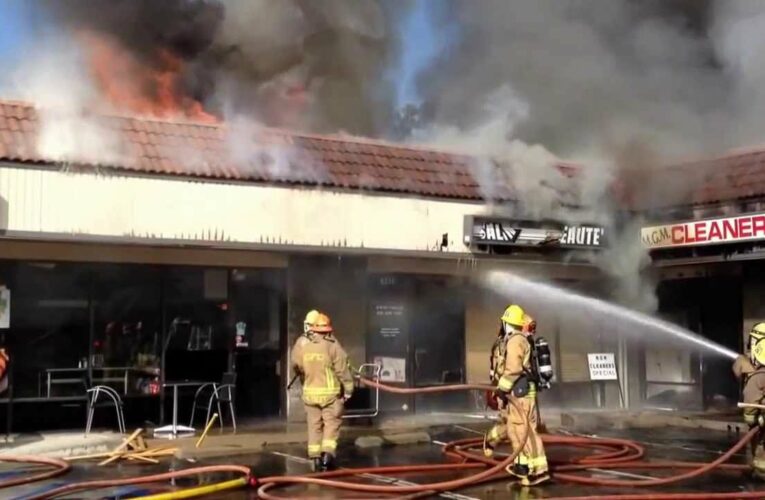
[0,164,487,253]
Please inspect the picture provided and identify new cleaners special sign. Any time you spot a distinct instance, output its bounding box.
[642,213,765,249]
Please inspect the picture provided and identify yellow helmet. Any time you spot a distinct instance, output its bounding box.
[751,323,765,365]
[303,310,321,333]
[501,305,525,327]
[312,313,334,334]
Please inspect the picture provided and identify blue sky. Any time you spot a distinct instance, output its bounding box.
[396,1,441,107]
[0,1,34,62]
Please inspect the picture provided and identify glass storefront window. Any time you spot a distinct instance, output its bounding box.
[91,264,162,396]
[163,267,230,383]
[10,262,91,398]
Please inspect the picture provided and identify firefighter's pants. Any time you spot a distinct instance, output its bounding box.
[487,396,548,475]
[750,428,765,479]
[305,398,344,458]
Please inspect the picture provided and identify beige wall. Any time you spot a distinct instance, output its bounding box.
[0,165,486,253]
[0,239,286,267]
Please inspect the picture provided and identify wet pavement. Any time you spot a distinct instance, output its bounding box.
[6,425,765,499]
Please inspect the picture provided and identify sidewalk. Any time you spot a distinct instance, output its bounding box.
[0,408,745,460]
[0,431,122,458]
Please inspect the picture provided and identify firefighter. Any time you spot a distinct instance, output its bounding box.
[484,305,549,486]
[291,311,354,472]
[739,322,765,480]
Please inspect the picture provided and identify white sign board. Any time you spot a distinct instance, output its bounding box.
[587,353,617,381]
[374,356,406,383]
[0,287,10,329]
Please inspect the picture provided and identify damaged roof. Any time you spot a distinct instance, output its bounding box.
[0,100,579,202]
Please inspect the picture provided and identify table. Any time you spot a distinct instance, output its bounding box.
[43,367,134,397]
[154,381,214,438]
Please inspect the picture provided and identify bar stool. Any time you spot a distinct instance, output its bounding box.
[85,385,126,435]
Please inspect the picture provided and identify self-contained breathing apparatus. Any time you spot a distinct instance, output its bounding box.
[532,336,553,390]
[486,320,554,409]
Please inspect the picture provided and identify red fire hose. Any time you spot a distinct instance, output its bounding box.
[3,377,765,499]
[0,454,70,488]
[254,377,765,500]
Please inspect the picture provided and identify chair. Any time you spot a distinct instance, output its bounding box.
[190,372,237,432]
[85,385,126,435]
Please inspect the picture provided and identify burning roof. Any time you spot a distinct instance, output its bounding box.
[0,99,580,202]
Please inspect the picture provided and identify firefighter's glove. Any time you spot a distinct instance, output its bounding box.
[496,390,509,406]
[757,413,765,428]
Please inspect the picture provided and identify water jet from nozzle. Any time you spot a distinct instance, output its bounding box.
[483,271,738,360]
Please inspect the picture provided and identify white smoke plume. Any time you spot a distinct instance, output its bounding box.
[9,34,126,166]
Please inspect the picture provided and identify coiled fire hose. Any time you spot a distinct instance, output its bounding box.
[4,376,765,499]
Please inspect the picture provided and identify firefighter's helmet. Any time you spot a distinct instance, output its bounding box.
[312,313,334,334]
[751,323,765,365]
[522,314,537,334]
[303,309,321,334]
[501,305,525,327]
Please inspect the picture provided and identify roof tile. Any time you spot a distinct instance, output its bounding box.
[0,100,584,202]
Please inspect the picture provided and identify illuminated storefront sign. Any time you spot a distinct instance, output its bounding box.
[642,212,765,249]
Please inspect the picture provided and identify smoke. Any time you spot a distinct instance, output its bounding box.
[31,0,403,136]
[405,1,765,311]
[10,32,126,166]
[224,116,327,183]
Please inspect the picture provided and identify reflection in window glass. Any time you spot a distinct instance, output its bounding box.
[11,263,90,398]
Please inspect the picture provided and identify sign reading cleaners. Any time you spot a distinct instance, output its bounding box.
[642,212,765,249]
[587,353,618,381]
[466,216,606,249]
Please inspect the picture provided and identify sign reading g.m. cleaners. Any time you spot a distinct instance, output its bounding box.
[465,216,606,250]
[642,212,765,249]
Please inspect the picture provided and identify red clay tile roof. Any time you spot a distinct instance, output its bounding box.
[0,100,578,202]
[619,147,765,210]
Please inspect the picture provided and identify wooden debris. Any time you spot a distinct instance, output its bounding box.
[64,428,178,466]
[195,413,219,449]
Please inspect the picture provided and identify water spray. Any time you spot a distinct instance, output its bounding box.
[484,271,738,360]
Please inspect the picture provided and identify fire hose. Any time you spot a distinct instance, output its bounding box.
[254,377,765,499]
[2,377,764,499]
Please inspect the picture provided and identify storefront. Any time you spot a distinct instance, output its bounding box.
[0,99,608,430]
[640,212,760,409]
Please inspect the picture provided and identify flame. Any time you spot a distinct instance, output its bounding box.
[78,31,218,123]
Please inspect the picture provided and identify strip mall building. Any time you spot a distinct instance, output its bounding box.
[0,99,753,430]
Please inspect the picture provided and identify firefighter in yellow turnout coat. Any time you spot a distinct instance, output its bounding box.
[736,322,765,480]
[291,311,355,472]
[484,305,549,486]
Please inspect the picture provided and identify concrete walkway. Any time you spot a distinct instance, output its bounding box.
[0,408,747,460]
[0,431,122,458]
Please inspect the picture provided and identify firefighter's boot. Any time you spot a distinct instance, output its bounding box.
[321,452,337,472]
[507,463,530,481]
[312,457,323,472]
[525,471,551,486]
[483,432,494,458]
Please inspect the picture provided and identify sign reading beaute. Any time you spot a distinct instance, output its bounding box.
[642,213,765,249]
[465,216,606,249]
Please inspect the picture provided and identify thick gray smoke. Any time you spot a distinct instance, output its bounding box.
[34,0,404,135]
[409,0,765,310]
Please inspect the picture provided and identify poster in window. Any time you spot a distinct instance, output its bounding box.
[0,287,10,329]
[374,304,405,339]
[374,356,406,383]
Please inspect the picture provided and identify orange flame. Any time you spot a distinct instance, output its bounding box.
[78,31,218,123]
